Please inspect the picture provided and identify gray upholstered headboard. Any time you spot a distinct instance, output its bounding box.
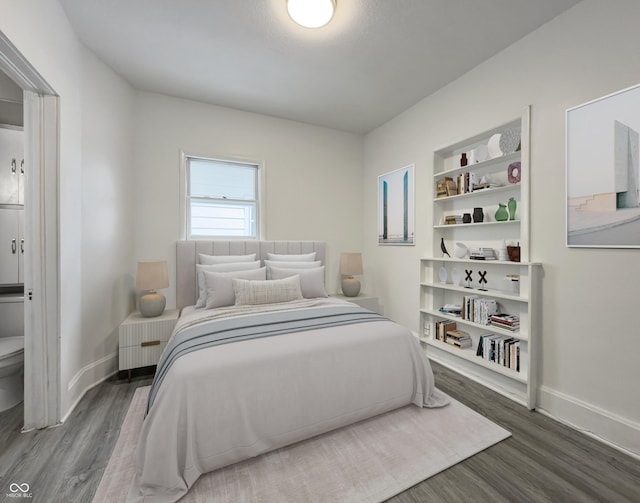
[176,240,326,310]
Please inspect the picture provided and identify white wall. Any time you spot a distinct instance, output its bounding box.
[0,0,136,418]
[363,0,640,455]
[132,92,364,306]
[76,48,135,405]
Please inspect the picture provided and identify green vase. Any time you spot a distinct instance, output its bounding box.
[495,203,508,221]
[508,197,517,220]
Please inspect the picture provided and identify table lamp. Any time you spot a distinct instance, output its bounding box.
[340,252,362,297]
[136,260,169,317]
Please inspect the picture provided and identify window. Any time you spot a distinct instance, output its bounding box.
[183,155,261,239]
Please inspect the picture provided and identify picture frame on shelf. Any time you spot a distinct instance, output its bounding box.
[378,164,415,245]
[566,83,640,248]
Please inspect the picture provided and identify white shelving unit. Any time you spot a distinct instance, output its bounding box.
[420,107,541,410]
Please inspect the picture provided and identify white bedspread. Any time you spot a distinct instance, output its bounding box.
[127,299,448,502]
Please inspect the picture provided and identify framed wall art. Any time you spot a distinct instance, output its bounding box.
[378,164,415,245]
[566,83,640,247]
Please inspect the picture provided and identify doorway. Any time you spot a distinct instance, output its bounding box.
[0,32,60,429]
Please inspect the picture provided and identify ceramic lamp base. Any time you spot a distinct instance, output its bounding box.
[341,276,361,297]
[139,291,166,317]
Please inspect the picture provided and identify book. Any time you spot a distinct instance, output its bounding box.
[490,313,520,331]
[445,329,470,339]
[439,304,462,316]
[436,320,457,342]
[436,177,454,198]
[445,179,458,196]
[445,328,472,348]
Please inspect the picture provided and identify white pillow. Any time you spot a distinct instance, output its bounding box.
[269,266,327,299]
[233,276,303,306]
[195,261,261,308]
[266,252,316,262]
[204,267,267,309]
[265,260,322,277]
[199,253,256,265]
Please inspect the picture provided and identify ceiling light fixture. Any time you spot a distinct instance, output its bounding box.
[287,0,336,29]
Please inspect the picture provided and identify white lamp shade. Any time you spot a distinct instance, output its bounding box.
[136,260,169,291]
[340,252,363,276]
[287,0,336,28]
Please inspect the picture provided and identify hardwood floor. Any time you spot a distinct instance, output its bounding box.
[0,362,638,502]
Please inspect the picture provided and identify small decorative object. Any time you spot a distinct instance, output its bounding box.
[467,150,476,165]
[453,242,468,258]
[495,203,508,221]
[487,133,502,158]
[136,260,169,317]
[462,213,472,224]
[451,268,461,286]
[499,128,521,155]
[504,274,520,294]
[460,153,467,167]
[508,197,517,220]
[507,244,521,262]
[478,270,488,290]
[464,269,473,288]
[497,240,508,261]
[438,267,447,283]
[440,237,450,257]
[508,161,521,184]
[340,252,363,297]
[473,207,484,223]
[475,145,489,163]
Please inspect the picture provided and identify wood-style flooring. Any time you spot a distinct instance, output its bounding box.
[0,362,638,502]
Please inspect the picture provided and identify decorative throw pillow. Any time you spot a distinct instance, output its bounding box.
[264,260,322,276]
[268,266,327,299]
[233,275,303,305]
[195,261,261,308]
[199,253,256,265]
[204,267,267,309]
[266,252,316,262]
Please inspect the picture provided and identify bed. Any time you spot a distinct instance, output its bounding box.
[127,240,448,502]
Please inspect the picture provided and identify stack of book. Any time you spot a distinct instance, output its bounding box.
[476,333,520,371]
[456,172,477,194]
[469,247,496,260]
[436,177,457,198]
[490,313,520,331]
[444,214,463,225]
[439,304,462,316]
[445,329,472,349]
[435,320,457,342]
[462,295,497,325]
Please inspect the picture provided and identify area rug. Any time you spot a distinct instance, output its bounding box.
[93,386,510,502]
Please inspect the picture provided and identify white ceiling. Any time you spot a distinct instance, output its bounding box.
[59,0,581,134]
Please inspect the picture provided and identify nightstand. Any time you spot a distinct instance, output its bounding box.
[118,309,179,381]
[331,294,381,314]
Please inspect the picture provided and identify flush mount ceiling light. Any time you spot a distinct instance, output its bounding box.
[287,0,336,28]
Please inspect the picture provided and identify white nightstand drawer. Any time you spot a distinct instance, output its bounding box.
[119,341,167,370]
[330,294,381,314]
[118,309,179,372]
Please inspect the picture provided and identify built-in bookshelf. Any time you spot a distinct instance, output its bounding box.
[420,107,541,410]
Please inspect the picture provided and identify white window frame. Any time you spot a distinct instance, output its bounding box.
[179,150,265,240]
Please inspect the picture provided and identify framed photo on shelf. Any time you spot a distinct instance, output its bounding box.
[378,164,415,245]
[566,83,640,247]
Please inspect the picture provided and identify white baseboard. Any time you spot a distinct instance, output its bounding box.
[538,385,640,460]
[61,352,118,424]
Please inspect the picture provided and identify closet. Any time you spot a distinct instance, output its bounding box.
[0,125,24,286]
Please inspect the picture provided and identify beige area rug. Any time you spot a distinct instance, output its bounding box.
[93,386,510,502]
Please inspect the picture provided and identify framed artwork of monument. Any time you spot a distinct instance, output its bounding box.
[378,164,415,245]
[566,83,640,248]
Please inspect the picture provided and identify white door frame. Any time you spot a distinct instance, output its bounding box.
[0,33,60,429]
